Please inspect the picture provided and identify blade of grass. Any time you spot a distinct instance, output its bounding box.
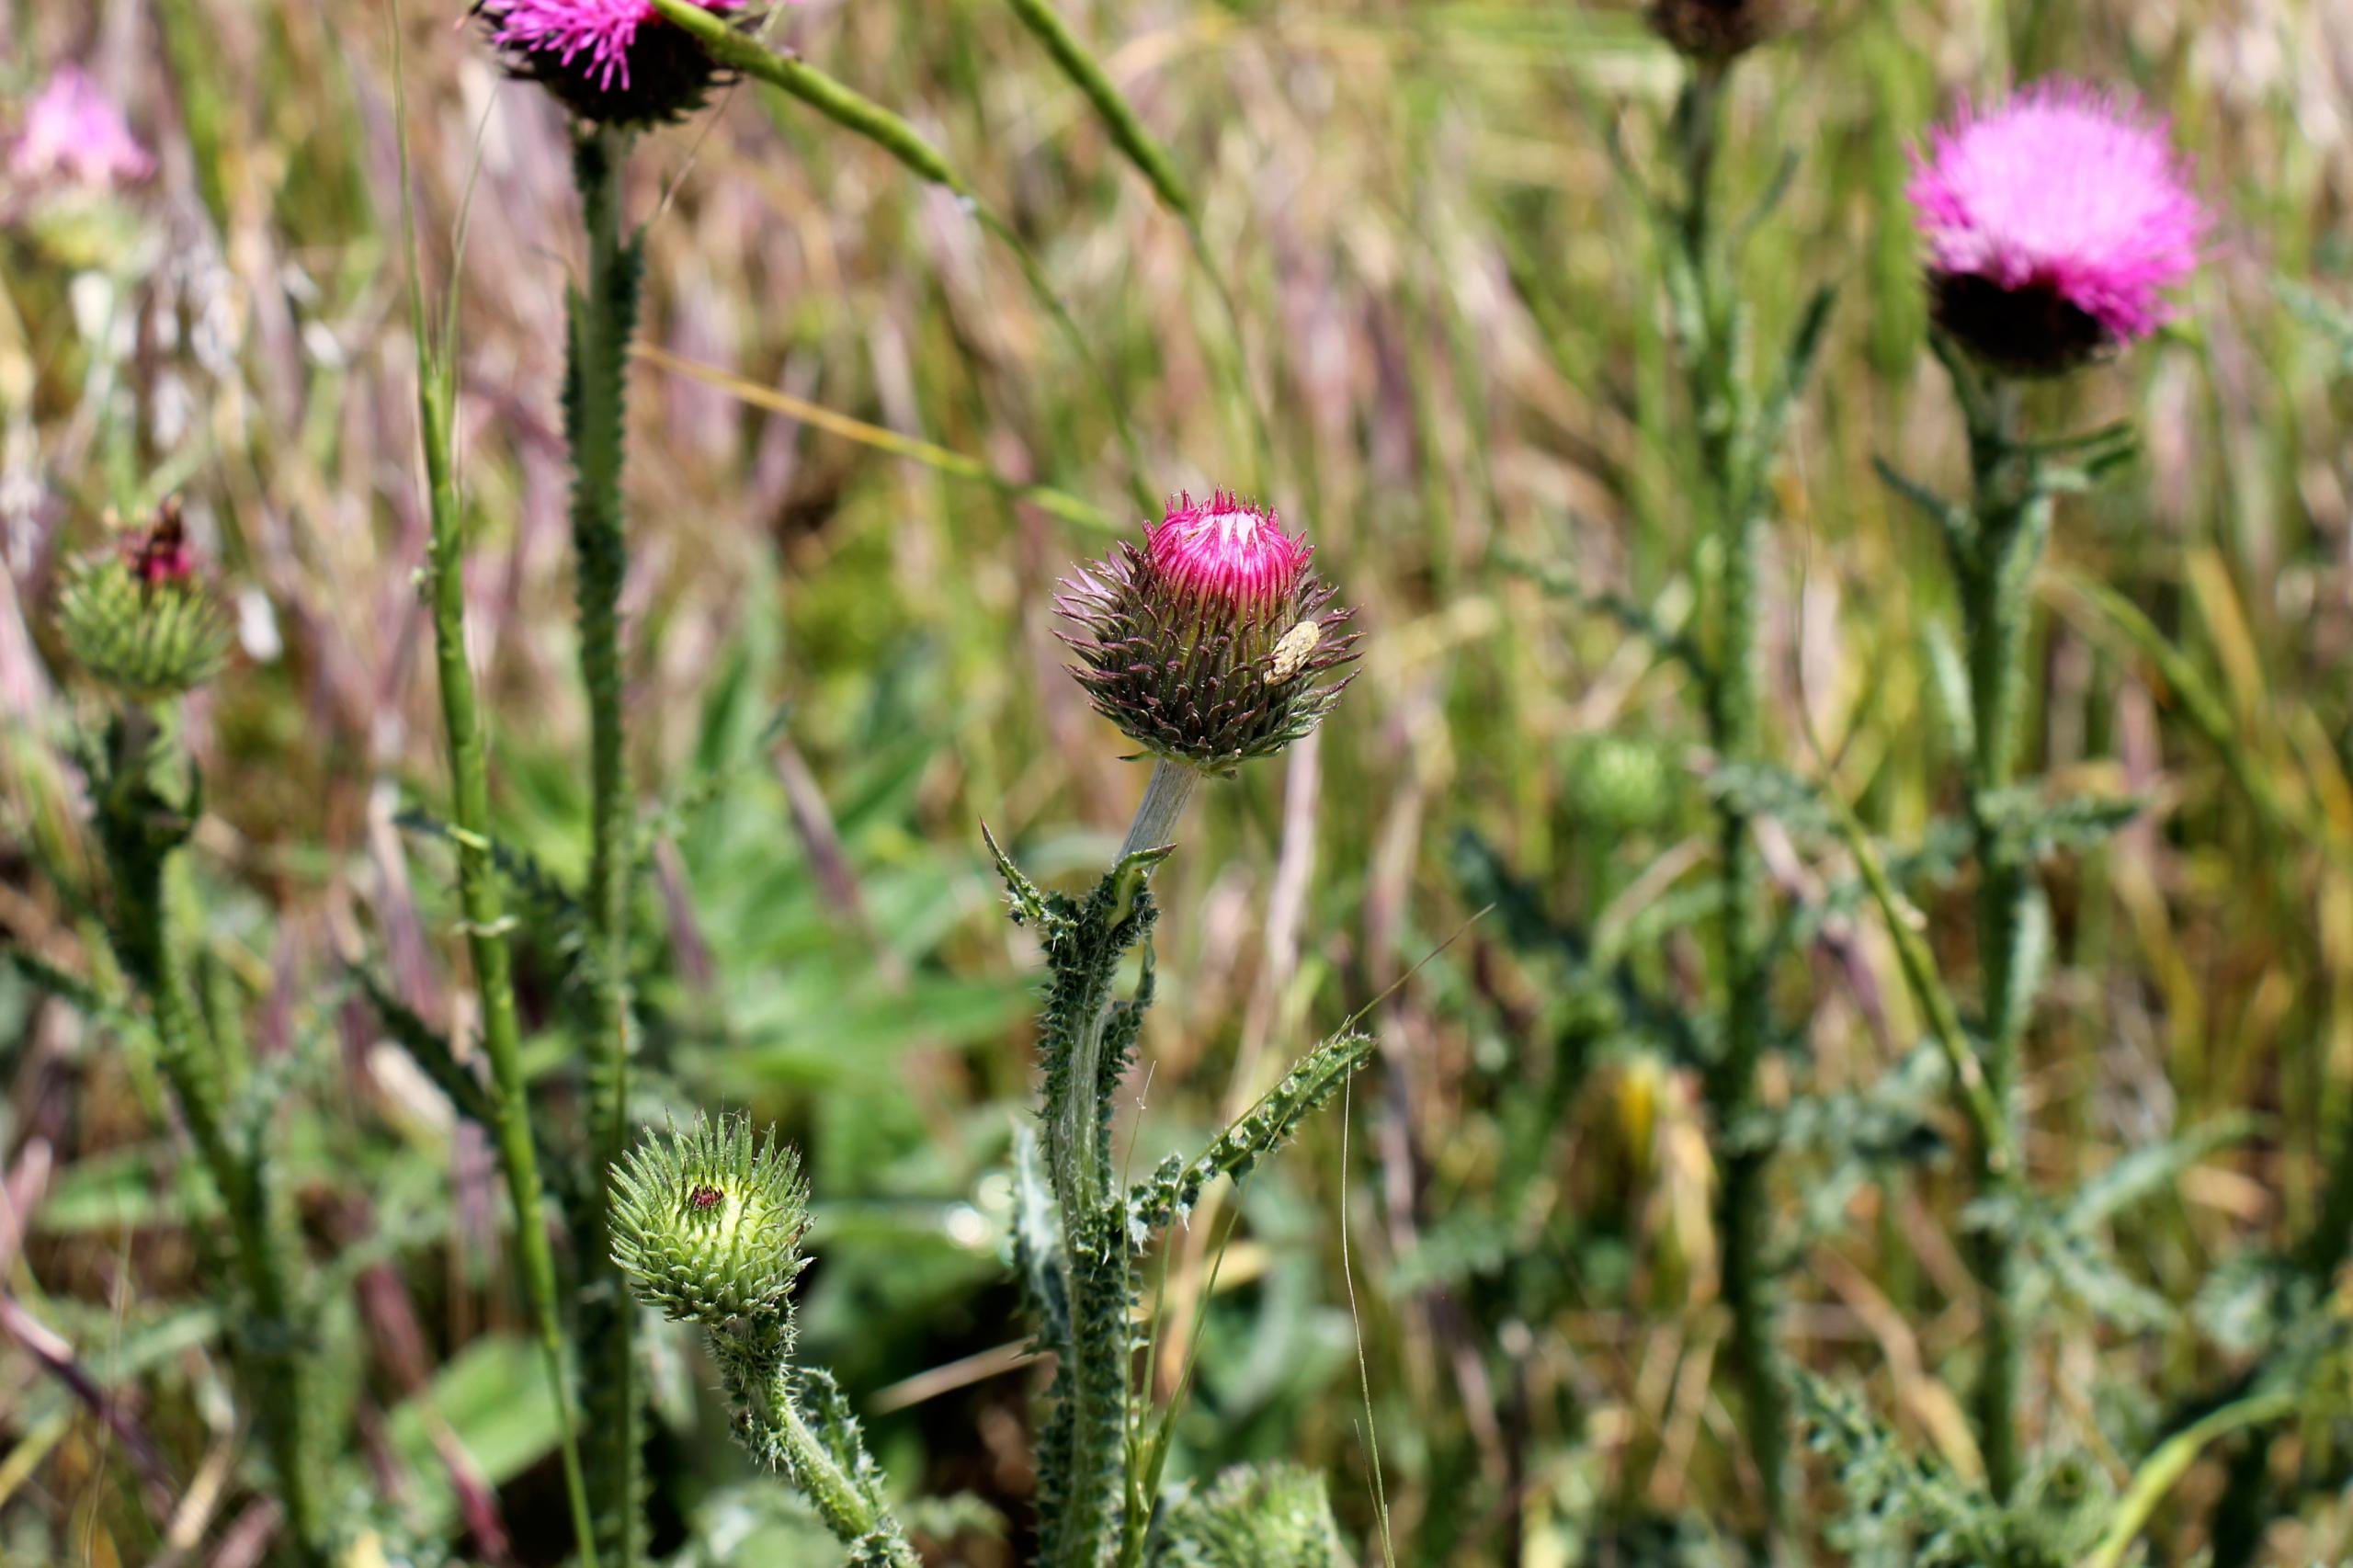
[642,0,1156,516]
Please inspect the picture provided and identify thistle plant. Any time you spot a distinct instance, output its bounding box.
[987,492,1366,1565]
[612,1115,922,1566]
[1620,9,1824,1553]
[49,506,325,1564]
[1878,80,2208,1501]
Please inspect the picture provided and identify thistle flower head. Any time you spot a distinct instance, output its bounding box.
[1645,0,1791,62]
[476,0,745,127]
[9,66,153,191]
[611,1113,811,1326]
[1908,81,2209,376]
[55,500,230,702]
[1057,492,1358,775]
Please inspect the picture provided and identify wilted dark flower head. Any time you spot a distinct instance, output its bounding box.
[1909,81,2209,377]
[55,499,229,701]
[476,0,746,128]
[1646,0,1791,62]
[611,1113,811,1326]
[1056,492,1358,774]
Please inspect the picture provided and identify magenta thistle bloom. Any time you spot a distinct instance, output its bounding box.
[1058,493,1357,773]
[10,67,153,191]
[478,0,745,127]
[1908,81,2208,376]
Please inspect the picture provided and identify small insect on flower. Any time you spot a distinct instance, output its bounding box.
[611,1113,812,1326]
[476,0,748,128]
[1908,81,2209,377]
[1057,493,1359,774]
[55,499,230,702]
[8,66,153,192]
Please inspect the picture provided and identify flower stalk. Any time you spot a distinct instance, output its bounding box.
[89,713,324,1564]
[567,121,649,1565]
[413,290,601,1565]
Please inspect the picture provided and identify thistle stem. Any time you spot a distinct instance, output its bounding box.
[711,1324,920,1567]
[415,352,600,1567]
[1673,56,1787,1558]
[570,124,645,1565]
[1118,757,1200,865]
[97,719,324,1564]
[1949,374,2046,1502]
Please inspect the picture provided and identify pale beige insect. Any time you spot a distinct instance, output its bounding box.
[1267,619,1321,684]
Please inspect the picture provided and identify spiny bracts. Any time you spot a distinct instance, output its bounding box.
[1056,492,1358,774]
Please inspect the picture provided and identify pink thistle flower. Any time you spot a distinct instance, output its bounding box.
[477,0,745,127]
[1058,492,1358,773]
[1145,492,1314,615]
[10,67,153,191]
[1908,80,2209,376]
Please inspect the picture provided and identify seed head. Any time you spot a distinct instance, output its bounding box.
[611,1113,812,1326]
[55,500,229,702]
[1908,80,2209,377]
[1056,493,1358,775]
[476,0,746,128]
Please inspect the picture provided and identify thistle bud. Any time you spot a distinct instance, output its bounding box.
[1056,493,1358,775]
[1563,734,1674,835]
[611,1113,811,1326]
[475,0,747,128]
[1908,82,2208,378]
[1154,1463,1349,1567]
[1646,0,1791,62]
[55,500,230,701]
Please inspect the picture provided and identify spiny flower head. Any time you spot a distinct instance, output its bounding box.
[1646,0,1791,62]
[1908,80,2208,376]
[477,0,745,127]
[1057,492,1358,775]
[55,500,230,702]
[611,1112,811,1326]
[9,66,153,191]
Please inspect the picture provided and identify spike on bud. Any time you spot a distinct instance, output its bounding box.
[1056,492,1358,774]
[55,499,230,701]
[611,1112,812,1326]
[474,0,748,128]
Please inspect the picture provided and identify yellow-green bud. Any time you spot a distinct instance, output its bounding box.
[611,1113,811,1326]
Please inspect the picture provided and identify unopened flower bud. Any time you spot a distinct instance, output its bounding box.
[1056,492,1358,774]
[1909,82,2208,378]
[55,500,229,701]
[1563,734,1674,835]
[476,0,747,127]
[611,1113,811,1326]
[1646,0,1791,62]
[1155,1463,1349,1567]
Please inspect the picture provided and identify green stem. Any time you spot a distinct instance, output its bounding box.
[1673,57,1785,1559]
[98,719,324,1564]
[570,124,644,1567]
[710,1324,920,1566]
[416,350,601,1568]
[1950,377,2045,1503]
[2085,1389,2298,1568]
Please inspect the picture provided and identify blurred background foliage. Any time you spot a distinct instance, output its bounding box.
[3,0,2353,1562]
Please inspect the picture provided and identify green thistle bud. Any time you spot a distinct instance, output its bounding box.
[55,500,230,701]
[1151,1463,1349,1568]
[611,1113,811,1326]
[1563,733,1675,834]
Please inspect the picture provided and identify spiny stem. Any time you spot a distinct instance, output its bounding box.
[571,123,644,1566]
[415,349,601,1568]
[711,1326,920,1567]
[1948,371,2044,1503]
[1672,55,1786,1557]
[97,720,324,1565]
